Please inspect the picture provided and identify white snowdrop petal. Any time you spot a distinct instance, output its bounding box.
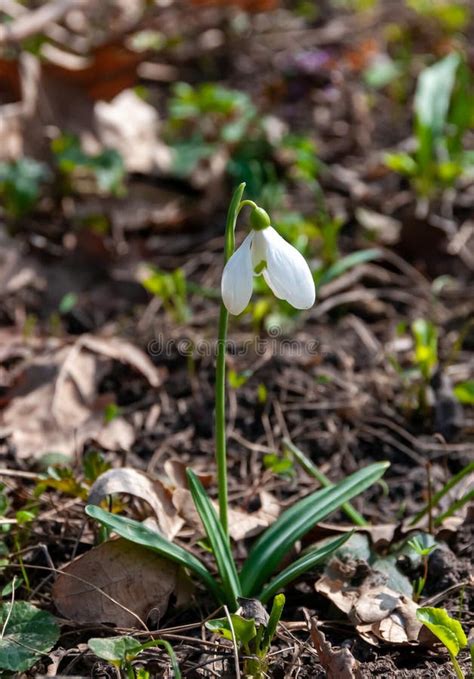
[221,232,254,315]
[262,227,316,309]
[251,229,268,270]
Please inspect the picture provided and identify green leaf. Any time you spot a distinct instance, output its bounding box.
[141,639,181,679]
[435,488,474,526]
[186,469,242,608]
[261,593,285,651]
[384,152,418,176]
[453,380,474,405]
[417,607,467,657]
[58,292,78,314]
[85,505,224,603]
[0,158,50,217]
[0,601,59,672]
[364,55,400,89]
[412,318,438,379]
[415,54,461,177]
[206,615,257,645]
[88,636,142,663]
[89,149,125,196]
[259,533,351,602]
[240,462,389,596]
[411,461,474,525]
[170,140,215,178]
[415,54,460,137]
[318,248,382,287]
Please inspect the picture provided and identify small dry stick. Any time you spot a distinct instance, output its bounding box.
[224,605,241,679]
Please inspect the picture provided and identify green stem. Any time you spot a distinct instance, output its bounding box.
[215,183,246,538]
[450,653,465,679]
[283,438,368,527]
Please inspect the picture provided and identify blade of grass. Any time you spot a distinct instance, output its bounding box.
[141,639,182,679]
[85,505,224,604]
[318,248,381,287]
[239,462,389,597]
[434,488,474,527]
[283,439,368,526]
[186,469,242,609]
[410,461,474,526]
[259,533,351,603]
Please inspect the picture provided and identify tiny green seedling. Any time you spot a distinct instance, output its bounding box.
[407,535,437,600]
[206,594,285,679]
[141,266,190,324]
[417,607,468,679]
[263,451,295,478]
[412,319,438,383]
[88,635,181,679]
[392,318,439,413]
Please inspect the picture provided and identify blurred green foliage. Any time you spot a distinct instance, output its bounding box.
[385,53,474,197]
[0,158,50,217]
[52,134,125,196]
[406,0,471,32]
[141,266,190,323]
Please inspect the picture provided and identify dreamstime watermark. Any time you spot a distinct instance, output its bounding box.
[148,327,320,359]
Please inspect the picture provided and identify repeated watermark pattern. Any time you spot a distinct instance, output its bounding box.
[148,327,320,358]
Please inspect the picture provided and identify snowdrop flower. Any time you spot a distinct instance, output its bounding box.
[221,207,316,315]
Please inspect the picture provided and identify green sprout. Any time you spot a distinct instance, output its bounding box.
[407,535,437,600]
[88,635,181,679]
[385,53,473,199]
[206,594,285,678]
[141,266,190,324]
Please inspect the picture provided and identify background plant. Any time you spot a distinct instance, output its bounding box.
[385,52,474,199]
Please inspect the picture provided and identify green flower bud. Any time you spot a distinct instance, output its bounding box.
[250,206,271,231]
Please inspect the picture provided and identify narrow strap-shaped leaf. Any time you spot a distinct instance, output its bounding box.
[240,461,389,596]
[261,593,285,652]
[186,469,242,609]
[85,505,224,603]
[410,461,474,526]
[259,533,351,603]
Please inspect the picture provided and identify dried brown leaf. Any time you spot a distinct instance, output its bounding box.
[227,491,280,541]
[95,89,172,174]
[88,468,183,540]
[315,558,422,645]
[309,617,362,679]
[52,538,177,628]
[78,334,162,387]
[0,334,160,458]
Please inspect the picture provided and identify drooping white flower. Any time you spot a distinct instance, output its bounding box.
[221,210,316,315]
